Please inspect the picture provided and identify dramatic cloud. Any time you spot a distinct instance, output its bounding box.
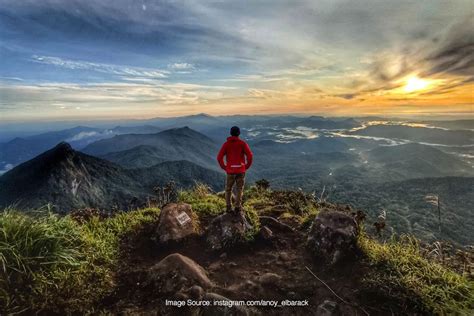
[0,0,472,119]
[425,20,474,79]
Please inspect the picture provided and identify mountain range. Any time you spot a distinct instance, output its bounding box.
[0,125,162,173]
[83,127,219,170]
[0,142,221,212]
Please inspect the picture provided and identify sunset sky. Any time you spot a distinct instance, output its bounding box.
[0,0,472,120]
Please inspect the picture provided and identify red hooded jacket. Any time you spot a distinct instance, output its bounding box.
[217,136,253,174]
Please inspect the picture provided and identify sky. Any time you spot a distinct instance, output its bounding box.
[0,0,473,121]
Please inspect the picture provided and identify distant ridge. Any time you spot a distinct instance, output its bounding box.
[0,142,222,212]
[83,126,219,169]
[0,125,163,172]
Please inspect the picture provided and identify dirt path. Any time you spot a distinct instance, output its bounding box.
[100,216,420,315]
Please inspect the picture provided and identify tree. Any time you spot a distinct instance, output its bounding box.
[425,194,441,233]
[255,179,270,192]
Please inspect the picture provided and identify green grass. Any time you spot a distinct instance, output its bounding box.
[359,234,474,314]
[179,192,226,216]
[180,184,261,241]
[1,187,472,315]
[0,207,160,314]
[179,183,226,216]
[242,205,261,241]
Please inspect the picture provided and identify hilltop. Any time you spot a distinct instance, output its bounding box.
[1,184,472,315]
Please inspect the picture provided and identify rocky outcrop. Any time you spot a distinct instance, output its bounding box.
[307,211,358,264]
[147,253,213,293]
[155,203,198,244]
[206,211,254,250]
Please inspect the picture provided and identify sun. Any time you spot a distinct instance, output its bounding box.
[404,76,429,93]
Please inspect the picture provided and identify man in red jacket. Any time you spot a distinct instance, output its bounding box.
[217,126,253,213]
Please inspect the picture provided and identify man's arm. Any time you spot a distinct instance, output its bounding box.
[217,142,227,170]
[244,142,253,170]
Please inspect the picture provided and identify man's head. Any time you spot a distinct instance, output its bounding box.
[230,126,240,137]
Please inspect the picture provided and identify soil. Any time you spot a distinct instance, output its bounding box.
[99,214,423,315]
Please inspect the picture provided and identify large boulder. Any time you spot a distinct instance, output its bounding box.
[307,211,358,264]
[147,253,213,293]
[206,212,254,251]
[156,203,198,244]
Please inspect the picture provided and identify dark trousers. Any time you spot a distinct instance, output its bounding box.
[225,173,245,211]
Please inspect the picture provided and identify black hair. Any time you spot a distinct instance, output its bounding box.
[230,126,240,136]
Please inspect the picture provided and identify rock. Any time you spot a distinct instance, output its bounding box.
[175,291,189,300]
[147,253,213,293]
[155,203,198,244]
[187,285,205,299]
[307,211,358,264]
[259,216,294,232]
[257,272,282,286]
[259,226,273,240]
[279,252,291,261]
[201,292,249,316]
[316,300,340,316]
[206,211,254,250]
[227,280,260,293]
[208,261,222,271]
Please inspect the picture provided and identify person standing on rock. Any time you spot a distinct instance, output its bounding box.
[217,126,253,213]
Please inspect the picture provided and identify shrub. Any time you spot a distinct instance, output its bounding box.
[243,205,261,241]
[179,185,226,216]
[359,234,474,314]
[255,179,270,192]
[270,190,317,215]
[300,206,319,229]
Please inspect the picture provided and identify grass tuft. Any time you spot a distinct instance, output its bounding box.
[359,233,474,314]
[179,183,226,216]
[0,207,160,314]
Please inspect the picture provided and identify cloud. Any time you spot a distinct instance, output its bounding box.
[336,93,357,100]
[366,18,473,85]
[0,81,238,116]
[0,163,14,175]
[31,55,169,78]
[168,63,195,70]
[66,131,100,142]
[424,20,474,79]
[0,77,23,81]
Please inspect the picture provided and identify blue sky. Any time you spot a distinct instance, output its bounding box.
[0,0,472,120]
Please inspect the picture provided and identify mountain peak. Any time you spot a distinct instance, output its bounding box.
[52,141,74,155]
[161,126,194,135]
[194,113,213,117]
